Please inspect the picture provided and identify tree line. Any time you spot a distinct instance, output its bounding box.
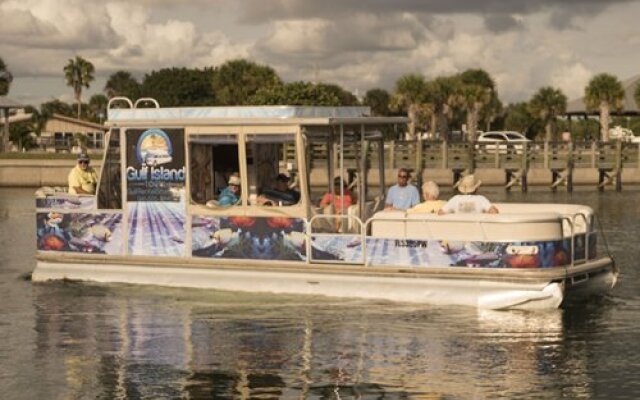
[1,55,640,151]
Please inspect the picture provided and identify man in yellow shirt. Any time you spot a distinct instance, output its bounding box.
[68,153,98,195]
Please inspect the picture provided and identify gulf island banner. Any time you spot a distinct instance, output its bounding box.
[126,128,185,202]
[126,128,186,256]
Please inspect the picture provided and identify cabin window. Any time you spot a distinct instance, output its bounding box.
[97,129,122,209]
[189,134,242,207]
[245,134,300,207]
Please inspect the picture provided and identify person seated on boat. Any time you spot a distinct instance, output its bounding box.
[384,168,420,211]
[438,174,499,215]
[407,181,445,214]
[257,173,300,206]
[319,177,355,214]
[68,152,98,195]
[217,174,241,206]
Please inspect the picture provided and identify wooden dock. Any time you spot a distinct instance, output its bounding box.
[305,140,640,191]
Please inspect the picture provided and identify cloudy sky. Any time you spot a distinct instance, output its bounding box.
[2,0,640,106]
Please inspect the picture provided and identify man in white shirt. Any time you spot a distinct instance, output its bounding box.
[439,174,499,214]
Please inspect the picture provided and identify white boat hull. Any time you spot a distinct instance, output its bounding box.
[33,256,616,311]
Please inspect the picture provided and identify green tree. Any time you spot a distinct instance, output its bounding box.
[423,76,461,140]
[8,105,41,151]
[634,83,640,112]
[40,99,75,119]
[251,81,341,106]
[392,73,426,139]
[0,57,12,95]
[212,59,282,105]
[88,94,108,123]
[584,73,625,141]
[315,83,359,106]
[63,56,95,119]
[528,86,567,141]
[363,88,391,116]
[480,94,503,132]
[0,57,14,152]
[459,69,495,141]
[9,120,36,151]
[140,67,216,107]
[504,102,539,138]
[104,70,140,100]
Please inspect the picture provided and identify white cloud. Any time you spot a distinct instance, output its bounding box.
[0,0,118,49]
[551,63,593,100]
[1,0,640,107]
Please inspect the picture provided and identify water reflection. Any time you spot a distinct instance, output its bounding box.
[3,187,640,398]
[31,282,600,399]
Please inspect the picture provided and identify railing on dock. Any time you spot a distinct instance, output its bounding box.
[311,139,640,191]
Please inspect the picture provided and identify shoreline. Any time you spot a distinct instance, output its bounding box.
[3,159,640,189]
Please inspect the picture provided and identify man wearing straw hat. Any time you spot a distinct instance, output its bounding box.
[438,174,498,214]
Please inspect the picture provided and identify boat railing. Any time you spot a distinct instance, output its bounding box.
[307,211,595,268]
[107,96,133,110]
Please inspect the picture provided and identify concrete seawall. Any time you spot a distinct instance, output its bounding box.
[0,160,102,188]
[3,159,640,189]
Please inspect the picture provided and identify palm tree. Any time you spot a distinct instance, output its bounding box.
[459,69,495,141]
[0,57,13,96]
[584,73,624,141]
[528,86,567,141]
[64,56,95,119]
[393,73,426,139]
[422,76,461,140]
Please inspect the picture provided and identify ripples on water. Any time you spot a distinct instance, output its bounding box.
[1,188,639,399]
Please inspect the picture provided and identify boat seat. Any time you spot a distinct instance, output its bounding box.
[370,210,406,239]
[493,202,592,235]
[371,211,564,241]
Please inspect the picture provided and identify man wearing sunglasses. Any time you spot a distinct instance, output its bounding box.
[68,153,98,195]
[384,168,420,210]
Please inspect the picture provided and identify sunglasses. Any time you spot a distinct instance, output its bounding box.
[398,175,409,179]
[79,160,89,164]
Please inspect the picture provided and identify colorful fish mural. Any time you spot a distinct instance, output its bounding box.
[192,216,306,261]
[36,212,123,254]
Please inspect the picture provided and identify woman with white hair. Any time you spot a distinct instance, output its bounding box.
[438,174,499,214]
[407,181,445,214]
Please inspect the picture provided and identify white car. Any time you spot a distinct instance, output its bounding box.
[476,131,531,154]
[609,126,640,144]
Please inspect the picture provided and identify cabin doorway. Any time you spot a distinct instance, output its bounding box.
[189,134,240,205]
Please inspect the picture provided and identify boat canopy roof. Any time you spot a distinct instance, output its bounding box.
[106,105,408,127]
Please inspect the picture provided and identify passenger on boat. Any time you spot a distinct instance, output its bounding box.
[407,181,445,214]
[68,153,98,195]
[438,174,499,214]
[384,168,420,210]
[217,174,241,206]
[257,173,300,206]
[319,177,355,214]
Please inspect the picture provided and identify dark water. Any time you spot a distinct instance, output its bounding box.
[1,187,639,399]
